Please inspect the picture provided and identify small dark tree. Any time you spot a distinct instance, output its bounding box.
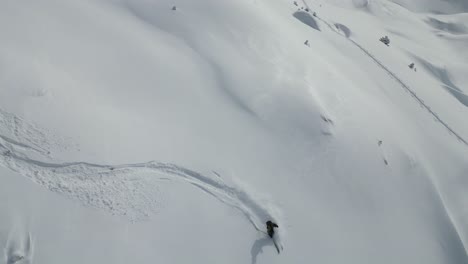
[379,36,390,46]
[172,6,177,11]
[408,63,415,69]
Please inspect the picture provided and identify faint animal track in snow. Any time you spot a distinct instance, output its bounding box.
[320,114,334,136]
[4,229,33,264]
[377,140,389,166]
[320,115,334,125]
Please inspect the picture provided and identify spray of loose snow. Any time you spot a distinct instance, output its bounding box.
[0,109,280,236]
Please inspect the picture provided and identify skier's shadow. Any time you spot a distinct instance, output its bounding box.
[250,236,274,264]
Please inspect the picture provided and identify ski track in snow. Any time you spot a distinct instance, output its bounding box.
[302,0,468,147]
[4,228,33,264]
[0,110,276,230]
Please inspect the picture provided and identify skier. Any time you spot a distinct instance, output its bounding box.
[266,220,279,238]
[266,221,280,253]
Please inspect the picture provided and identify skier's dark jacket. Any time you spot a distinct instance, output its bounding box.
[266,221,279,238]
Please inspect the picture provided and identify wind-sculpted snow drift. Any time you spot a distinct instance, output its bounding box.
[0,109,278,231]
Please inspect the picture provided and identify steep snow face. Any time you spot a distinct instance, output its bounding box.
[1,0,468,263]
[387,0,468,14]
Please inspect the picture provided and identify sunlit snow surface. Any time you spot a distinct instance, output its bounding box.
[1,0,468,263]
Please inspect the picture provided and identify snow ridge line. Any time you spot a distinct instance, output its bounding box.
[302,2,468,146]
[0,135,274,229]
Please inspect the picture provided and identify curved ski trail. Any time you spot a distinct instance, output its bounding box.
[0,115,276,230]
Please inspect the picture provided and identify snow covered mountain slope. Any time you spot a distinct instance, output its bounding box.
[388,0,468,14]
[1,0,467,263]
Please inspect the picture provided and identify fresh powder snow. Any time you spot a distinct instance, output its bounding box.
[0,0,467,263]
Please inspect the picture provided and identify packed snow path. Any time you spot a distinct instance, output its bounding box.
[0,110,277,230]
[302,0,468,147]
